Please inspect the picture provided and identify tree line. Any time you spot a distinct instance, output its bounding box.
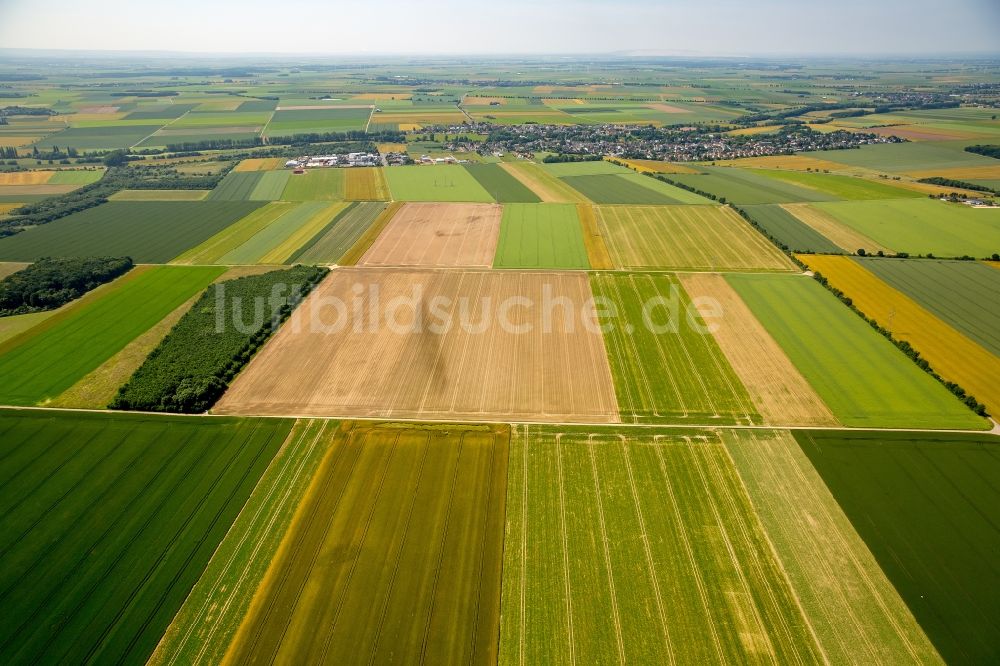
[0,256,133,316]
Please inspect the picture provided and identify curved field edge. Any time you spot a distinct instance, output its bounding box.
[150,419,337,666]
[722,429,943,665]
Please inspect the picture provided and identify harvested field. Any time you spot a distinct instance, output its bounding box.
[0,203,23,215]
[597,205,795,271]
[0,262,27,280]
[728,274,986,429]
[0,171,52,185]
[344,167,389,200]
[781,203,891,254]
[591,272,758,425]
[337,202,402,266]
[216,268,620,422]
[359,203,502,268]
[678,274,836,425]
[234,157,286,172]
[294,202,387,264]
[498,162,590,203]
[223,421,507,665]
[799,255,1000,416]
[501,425,824,664]
[493,203,588,269]
[722,430,942,665]
[0,409,290,665]
[109,189,210,201]
[0,184,78,196]
[796,430,1000,664]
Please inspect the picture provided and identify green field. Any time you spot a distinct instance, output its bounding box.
[216,201,338,264]
[560,174,692,204]
[265,107,371,135]
[292,202,386,263]
[812,198,1000,257]
[463,163,541,203]
[34,124,162,150]
[802,141,999,173]
[741,204,843,253]
[0,265,223,405]
[0,409,291,665]
[151,419,335,665]
[857,257,1000,356]
[728,274,985,428]
[591,272,759,424]
[501,425,823,664]
[0,201,262,263]
[46,170,105,185]
[279,169,345,201]
[538,160,633,176]
[249,170,290,200]
[172,202,295,265]
[596,205,794,271]
[224,422,507,664]
[385,165,494,202]
[493,203,589,269]
[666,166,839,204]
[796,430,1000,664]
[750,169,924,199]
[206,171,264,201]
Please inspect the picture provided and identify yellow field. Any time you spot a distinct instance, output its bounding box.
[726,125,784,136]
[904,165,1000,180]
[712,154,850,171]
[782,203,892,255]
[344,167,389,200]
[376,142,407,153]
[464,96,507,105]
[0,171,53,185]
[397,123,422,131]
[0,203,24,215]
[234,157,285,172]
[498,161,590,203]
[878,178,988,198]
[799,255,1000,416]
[576,203,613,269]
[609,158,699,174]
[259,202,349,264]
[0,136,39,148]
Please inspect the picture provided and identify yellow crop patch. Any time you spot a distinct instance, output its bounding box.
[234,157,285,172]
[0,171,54,185]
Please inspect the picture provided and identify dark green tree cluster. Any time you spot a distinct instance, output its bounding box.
[0,256,133,316]
[964,145,1000,159]
[111,265,328,413]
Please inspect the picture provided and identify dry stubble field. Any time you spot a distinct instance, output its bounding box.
[216,268,620,422]
[359,202,502,267]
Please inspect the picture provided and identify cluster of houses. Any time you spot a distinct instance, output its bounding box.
[284,152,379,170]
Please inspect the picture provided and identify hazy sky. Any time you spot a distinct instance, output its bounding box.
[1,0,998,56]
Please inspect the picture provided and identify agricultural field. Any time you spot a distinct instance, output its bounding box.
[728,274,987,429]
[493,203,589,269]
[360,202,502,267]
[33,124,163,150]
[385,165,494,202]
[722,430,942,664]
[293,202,388,264]
[665,167,839,204]
[248,170,291,200]
[809,198,1000,258]
[0,265,223,405]
[796,430,1000,664]
[749,169,924,200]
[802,140,999,174]
[781,203,892,254]
[0,201,263,263]
[222,421,507,664]
[498,162,591,203]
[214,201,346,265]
[267,107,372,135]
[344,167,389,200]
[463,163,541,203]
[596,205,795,271]
[279,168,346,201]
[740,204,843,253]
[501,425,823,664]
[216,268,620,422]
[590,272,759,424]
[109,189,210,201]
[172,202,296,265]
[857,257,1000,355]
[0,409,291,664]
[559,174,693,204]
[800,255,1000,416]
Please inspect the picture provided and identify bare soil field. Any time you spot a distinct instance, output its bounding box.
[359,203,502,267]
[678,274,837,426]
[216,268,620,422]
